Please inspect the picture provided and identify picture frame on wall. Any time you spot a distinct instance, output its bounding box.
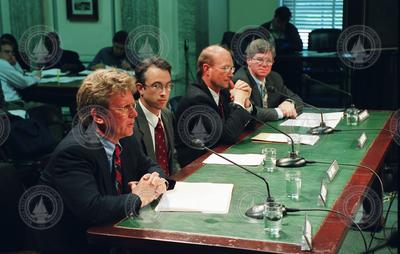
[66,0,99,21]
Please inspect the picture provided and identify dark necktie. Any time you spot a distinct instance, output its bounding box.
[113,144,123,194]
[155,118,169,176]
[218,98,225,119]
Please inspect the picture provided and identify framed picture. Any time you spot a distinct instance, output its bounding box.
[66,0,99,21]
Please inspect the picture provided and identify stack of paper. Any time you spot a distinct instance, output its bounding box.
[155,182,234,214]
[203,153,264,166]
[251,133,320,146]
[280,112,344,129]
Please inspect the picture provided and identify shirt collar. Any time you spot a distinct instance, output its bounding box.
[139,99,160,128]
[207,86,220,105]
[96,132,121,161]
[248,69,266,87]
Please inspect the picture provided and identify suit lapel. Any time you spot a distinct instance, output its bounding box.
[244,68,263,107]
[135,104,156,161]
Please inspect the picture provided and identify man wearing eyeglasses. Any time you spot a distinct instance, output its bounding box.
[233,39,303,122]
[37,69,173,254]
[175,45,256,166]
[133,57,180,176]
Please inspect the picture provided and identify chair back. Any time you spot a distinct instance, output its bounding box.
[308,29,342,52]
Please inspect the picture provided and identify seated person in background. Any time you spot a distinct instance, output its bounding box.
[175,45,256,166]
[0,40,40,110]
[43,32,85,74]
[134,57,180,175]
[88,30,134,71]
[233,38,303,122]
[261,6,303,52]
[37,69,171,254]
[0,33,30,71]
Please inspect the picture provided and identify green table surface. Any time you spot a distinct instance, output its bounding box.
[94,110,394,253]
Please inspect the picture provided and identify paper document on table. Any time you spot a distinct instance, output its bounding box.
[41,68,68,77]
[40,76,85,83]
[155,182,233,214]
[280,112,344,128]
[251,133,320,146]
[203,153,264,166]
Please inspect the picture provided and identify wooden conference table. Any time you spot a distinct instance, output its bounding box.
[87,110,394,253]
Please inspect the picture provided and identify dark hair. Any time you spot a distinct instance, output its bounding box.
[112,31,128,44]
[0,34,17,48]
[135,57,172,85]
[0,39,13,50]
[274,6,292,22]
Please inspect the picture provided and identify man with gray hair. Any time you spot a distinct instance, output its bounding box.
[233,38,303,121]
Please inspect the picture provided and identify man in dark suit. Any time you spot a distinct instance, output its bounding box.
[175,45,256,166]
[134,57,180,175]
[233,38,303,122]
[43,32,85,74]
[37,69,171,254]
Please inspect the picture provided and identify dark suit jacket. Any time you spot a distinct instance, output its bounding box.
[233,67,304,122]
[261,21,303,52]
[133,103,180,175]
[45,49,85,74]
[175,78,256,166]
[37,124,166,254]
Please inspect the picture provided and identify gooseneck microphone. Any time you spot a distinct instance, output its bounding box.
[242,108,306,167]
[191,139,274,219]
[267,86,334,135]
[302,74,353,106]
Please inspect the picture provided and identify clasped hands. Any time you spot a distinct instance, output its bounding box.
[128,172,168,207]
[230,80,252,109]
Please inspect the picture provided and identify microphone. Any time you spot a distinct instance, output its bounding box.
[240,107,306,167]
[302,74,353,106]
[266,86,334,135]
[191,139,274,219]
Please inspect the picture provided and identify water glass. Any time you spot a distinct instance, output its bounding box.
[346,107,359,126]
[262,148,276,173]
[285,170,302,201]
[263,202,283,238]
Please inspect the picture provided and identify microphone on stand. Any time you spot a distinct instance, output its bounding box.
[302,74,353,106]
[191,139,274,219]
[241,107,306,167]
[267,86,334,135]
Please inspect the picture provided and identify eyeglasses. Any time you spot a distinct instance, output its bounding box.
[144,82,174,92]
[219,66,235,73]
[111,103,137,114]
[252,57,274,66]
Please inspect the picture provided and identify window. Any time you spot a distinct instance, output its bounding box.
[281,0,343,49]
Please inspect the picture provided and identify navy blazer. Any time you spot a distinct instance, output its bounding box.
[233,67,304,121]
[133,103,180,175]
[37,124,165,254]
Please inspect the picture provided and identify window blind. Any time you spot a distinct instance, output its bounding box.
[281,0,343,49]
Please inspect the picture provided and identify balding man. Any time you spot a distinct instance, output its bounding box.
[175,45,256,166]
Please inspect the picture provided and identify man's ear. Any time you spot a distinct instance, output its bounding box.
[91,107,104,125]
[246,58,252,66]
[136,83,145,96]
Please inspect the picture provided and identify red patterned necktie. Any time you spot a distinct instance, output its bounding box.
[113,144,123,194]
[155,118,169,176]
[218,98,225,119]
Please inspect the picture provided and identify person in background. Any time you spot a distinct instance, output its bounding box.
[134,57,180,175]
[261,6,303,52]
[233,38,303,122]
[175,45,256,166]
[0,33,30,70]
[37,69,172,254]
[88,30,134,71]
[0,40,40,110]
[43,32,85,74]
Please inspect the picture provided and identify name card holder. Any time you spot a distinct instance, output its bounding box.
[357,132,367,148]
[318,181,328,207]
[358,110,369,123]
[301,213,313,251]
[326,160,339,182]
